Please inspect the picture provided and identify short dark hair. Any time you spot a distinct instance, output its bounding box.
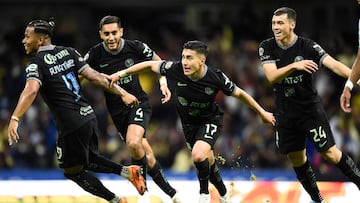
[273,7,297,22]
[183,40,209,56]
[99,15,121,30]
[27,18,55,37]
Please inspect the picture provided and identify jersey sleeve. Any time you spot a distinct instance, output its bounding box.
[216,69,235,96]
[159,61,178,76]
[25,58,43,85]
[134,40,155,60]
[69,48,90,73]
[306,40,328,66]
[259,40,276,65]
[83,47,97,69]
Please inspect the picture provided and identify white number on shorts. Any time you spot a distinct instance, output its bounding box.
[204,124,217,139]
[310,126,326,142]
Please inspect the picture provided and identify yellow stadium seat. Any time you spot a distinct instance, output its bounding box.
[0,195,18,203]
[74,195,98,203]
[36,196,50,203]
[22,195,36,203]
[49,195,74,203]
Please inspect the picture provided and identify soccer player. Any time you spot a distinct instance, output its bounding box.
[84,15,182,203]
[7,19,145,203]
[107,40,276,203]
[340,1,360,112]
[259,7,360,203]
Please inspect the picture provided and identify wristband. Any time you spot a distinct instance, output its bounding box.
[118,70,127,78]
[11,115,20,122]
[345,80,354,91]
[159,77,167,86]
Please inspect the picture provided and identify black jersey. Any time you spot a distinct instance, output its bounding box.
[159,61,235,125]
[259,36,328,116]
[85,39,153,115]
[25,45,95,135]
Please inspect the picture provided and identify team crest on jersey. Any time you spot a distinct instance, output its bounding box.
[205,87,214,95]
[164,61,173,69]
[294,56,304,62]
[125,58,135,68]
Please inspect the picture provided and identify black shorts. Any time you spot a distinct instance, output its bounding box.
[56,118,99,168]
[275,104,335,154]
[111,101,152,142]
[182,122,222,151]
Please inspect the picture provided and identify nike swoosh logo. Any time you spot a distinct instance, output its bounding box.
[99,64,109,68]
[177,82,187,87]
[134,117,143,121]
[319,141,327,148]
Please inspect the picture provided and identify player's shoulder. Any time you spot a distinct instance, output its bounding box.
[259,37,276,47]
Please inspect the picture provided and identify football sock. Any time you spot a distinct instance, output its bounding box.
[209,163,226,196]
[148,161,176,197]
[293,160,323,202]
[335,152,360,189]
[85,152,123,175]
[132,155,148,181]
[64,170,115,201]
[194,158,210,194]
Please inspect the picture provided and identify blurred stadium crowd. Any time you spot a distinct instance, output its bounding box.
[0,0,359,180]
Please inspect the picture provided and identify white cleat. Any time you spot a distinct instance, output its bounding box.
[172,192,185,203]
[137,191,150,203]
[199,193,210,203]
[309,200,326,203]
[220,185,231,203]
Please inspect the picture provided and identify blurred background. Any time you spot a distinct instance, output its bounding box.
[0,0,360,181]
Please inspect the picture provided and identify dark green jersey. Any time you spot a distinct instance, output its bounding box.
[259,36,328,117]
[25,45,95,135]
[85,39,153,116]
[159,61,235,125]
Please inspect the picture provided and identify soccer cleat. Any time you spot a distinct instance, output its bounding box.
[220,185,231,203]
[199,193,210,203]
[172,192,184,203]
[127,165,146,195]
[137,191,150,203]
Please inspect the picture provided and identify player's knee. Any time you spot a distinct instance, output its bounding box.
[320,147,341,164]
[191,151,206,162]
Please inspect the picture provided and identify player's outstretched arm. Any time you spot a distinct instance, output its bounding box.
[232,86,276,126]
[8,80,40,145]
[81,66,139,107]
[108,61,163,86]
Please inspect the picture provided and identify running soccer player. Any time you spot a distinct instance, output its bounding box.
[259,7,360,203]
[8,19,145,203]
[107,40,276,203]
[84,15,183,203]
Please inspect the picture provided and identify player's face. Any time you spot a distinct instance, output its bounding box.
[271,13,295,46]
[181,49,206,79]
[99,23,123,51]
[22,27,42,54]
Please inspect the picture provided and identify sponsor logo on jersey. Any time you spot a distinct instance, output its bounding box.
[79,105,94,116]
[164,62,173,69]
[44,50,70,65]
